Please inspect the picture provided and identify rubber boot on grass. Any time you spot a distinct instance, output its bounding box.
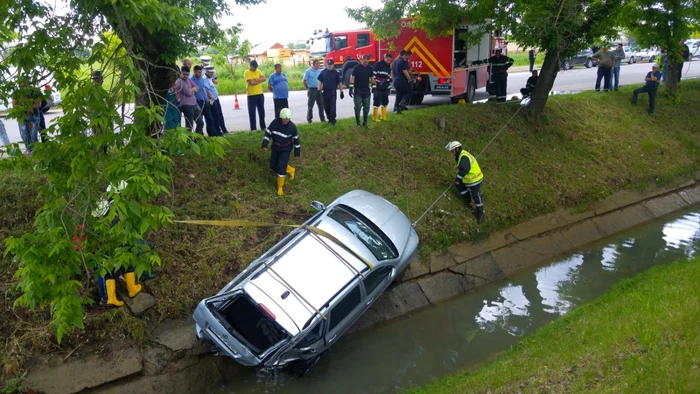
[373,107,381,122]
[277,176,285,196]
[286,165,295,181]
[106,279,124,307]
[381,107,388,121]
[124,272,142,298]
[476,206,485,224]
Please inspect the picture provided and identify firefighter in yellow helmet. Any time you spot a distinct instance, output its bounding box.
[446,141,485,223]
[262,108,300,196]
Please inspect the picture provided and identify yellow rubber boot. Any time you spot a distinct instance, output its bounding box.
[106,279,124,307]
[372,107,381,122]
[381,106,388,121]
[277,176,285,196]
[124,272,142,298]
[286,165,295,181]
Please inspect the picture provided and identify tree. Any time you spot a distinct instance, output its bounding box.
[347,0,622,114]
[0,0,260,341]
[618,0,700,97]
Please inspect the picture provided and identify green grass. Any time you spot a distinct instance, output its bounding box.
[213,61,308,95]
[509,51,544,67]
[408,258,700,393]
[2,80,700,382]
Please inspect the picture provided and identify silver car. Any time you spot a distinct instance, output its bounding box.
[192,190,419,376]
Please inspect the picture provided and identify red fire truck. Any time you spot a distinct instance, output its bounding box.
[306,20,506,104]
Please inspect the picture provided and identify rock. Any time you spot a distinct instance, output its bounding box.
[643,193,688,217]
[429,251,457,273]
[400,255,429,281]
[509,212,568,241]
[120,291,157,316]
[417,272,470,304]
[592,205,655,235]
[390,282,430,313]
[449,253,506,286]
[679,186,700,205]
[150,319,196,352]
[24,345,143,394]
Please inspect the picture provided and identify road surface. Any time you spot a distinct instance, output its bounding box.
[2,60,699,144]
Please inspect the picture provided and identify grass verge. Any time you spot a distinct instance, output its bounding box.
[408,258,700,393]
[2,80,700,382]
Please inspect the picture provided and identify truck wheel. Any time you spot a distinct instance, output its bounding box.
[467,74,476,103]
[409,94,424,105]
[284,355,321,378]
[343,68,353,89]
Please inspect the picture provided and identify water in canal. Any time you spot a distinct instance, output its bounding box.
[209,207,700,394]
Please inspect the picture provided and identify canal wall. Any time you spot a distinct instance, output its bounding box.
[21,174,700,393]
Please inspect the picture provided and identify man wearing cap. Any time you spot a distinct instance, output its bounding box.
[446,141,485,224]
[191,65,220,136]
[349,54,375,128]
[632,64,662,115]
[372,53,392,122]
[262,108,300,196]
[303,59,325,123]
[175,65,199,132]
[244,60,267,131]
[205,65,228,134]
[268,63,290,119]
[486,49,514,102]
[317,59,344,126]
[200,55,212,68]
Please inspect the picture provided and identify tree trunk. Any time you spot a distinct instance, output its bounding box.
[665,60,679,97]
[529,50,561,115]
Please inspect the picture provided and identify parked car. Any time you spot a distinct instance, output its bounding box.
[686,40,700,58]
[561,49,595,70]
[609,45,636,64]
[192,190,419,376]
[635,47,660,62]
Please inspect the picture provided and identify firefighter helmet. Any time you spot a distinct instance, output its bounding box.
[445,141,462,151]
[280,108,292,119]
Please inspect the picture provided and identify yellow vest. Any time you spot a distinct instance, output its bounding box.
[458,150,484,185]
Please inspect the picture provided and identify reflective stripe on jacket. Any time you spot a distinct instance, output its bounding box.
[457,150,484,185]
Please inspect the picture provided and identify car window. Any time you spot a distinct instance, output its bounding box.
[356,34,370,48]
[363,266,392,296]
[327,205,397,261]
[334,35,348,50]
[296,319,325,348]
[328,285,361,332]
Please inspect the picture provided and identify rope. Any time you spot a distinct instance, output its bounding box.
[411,103,526,227]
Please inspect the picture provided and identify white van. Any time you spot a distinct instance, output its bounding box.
[686,40,700,58]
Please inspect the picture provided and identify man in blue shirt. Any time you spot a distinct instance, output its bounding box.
[268,64,290,119]
[190,65,220,136]
[205,65,228,134]
[632,64,662,115]
[303,59,325,123]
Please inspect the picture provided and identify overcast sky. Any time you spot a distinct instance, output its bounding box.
[222,0,385,46]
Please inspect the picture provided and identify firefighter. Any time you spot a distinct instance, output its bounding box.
[372,53,392,122]
[349,54,375,128]
[262,108,301,196]
[446,141,485,224]
[487,49,514,102]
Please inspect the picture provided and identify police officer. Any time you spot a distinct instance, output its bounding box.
[262,108,301,196]
[373,53,392,122]
[446,141,485,224]
[317,59,344,126]
[487,49,514,102]
[349,54,375,128]
[393,50,413,113]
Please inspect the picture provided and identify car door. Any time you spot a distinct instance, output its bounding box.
[362,266,394,307]
[325,282,364,346]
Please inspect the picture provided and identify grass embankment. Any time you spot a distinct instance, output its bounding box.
[410,258,700,393]
[2,81,700,382]
[509,51,544,68]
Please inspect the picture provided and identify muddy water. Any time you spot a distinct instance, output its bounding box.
[208,208,700,394]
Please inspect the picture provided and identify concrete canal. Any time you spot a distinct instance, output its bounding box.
[204,206,700,394]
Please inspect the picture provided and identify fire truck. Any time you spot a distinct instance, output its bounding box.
[306,20,506,104]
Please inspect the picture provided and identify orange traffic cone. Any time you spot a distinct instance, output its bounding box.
[234,95,241,110]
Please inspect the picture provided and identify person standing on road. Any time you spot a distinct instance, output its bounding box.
[205,65,228,134]
[632,64,662,115]
[393,50,413,113]
[244,60,267,131]
[528,49,536,72]
[268,64,290,119]
[520,70,538,98]
[611,44,626,91]
[317,59,344,126]
[12,79,42,155]
[175,66,199,132]
[592,46,615,92]
[349,54,375,128]
[262,108,300,196]
[372,53,392,122]
[303,59,325,124]
[679,39,691,82]
[446,141,485,224]
[487,49,514,102]
[191,65,220,136]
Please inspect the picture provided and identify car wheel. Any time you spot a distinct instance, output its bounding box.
[284,355,321,378]
[649,55,655,63]
[585,59,593,68]
[562,60,571,70]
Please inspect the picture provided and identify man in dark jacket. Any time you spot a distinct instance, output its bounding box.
[392,50,413,113]
[262,108,300,196]
[520,70,538,98]
[372,53,392,122]
[317,59,344,126]
[349,54,375,128]
[679,39,691,82]
[487,49,514,102]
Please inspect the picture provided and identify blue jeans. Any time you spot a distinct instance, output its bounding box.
[247,94,266,131]
[595,66,612,92]
[18,113,40,153]
[611,67,621,91]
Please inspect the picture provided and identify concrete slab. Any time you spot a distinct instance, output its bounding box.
[590,190,646,215]
[150,319,196,352]
[391,282,430,313]
[417,271,470,304]
[559,220,607,249]
[491,234,566,275]
[400,255,430,281]
[121,291,157,316]
[143,344,173,375]
[556,208,595,225]
[592,205,655,235]
[509,212,568,241]
[679,186,700,205]
[643,193,688,218]
[448,230,517,263]
[449,253,505,286]
[430,251,458,273]
[24,346,143,394]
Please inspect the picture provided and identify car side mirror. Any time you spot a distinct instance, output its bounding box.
[311,201,326,212]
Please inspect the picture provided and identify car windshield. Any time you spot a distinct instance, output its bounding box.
[310,37,331,57]
[327,205,397,261]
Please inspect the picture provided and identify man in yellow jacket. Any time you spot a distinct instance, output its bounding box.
[446,141,485,224]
